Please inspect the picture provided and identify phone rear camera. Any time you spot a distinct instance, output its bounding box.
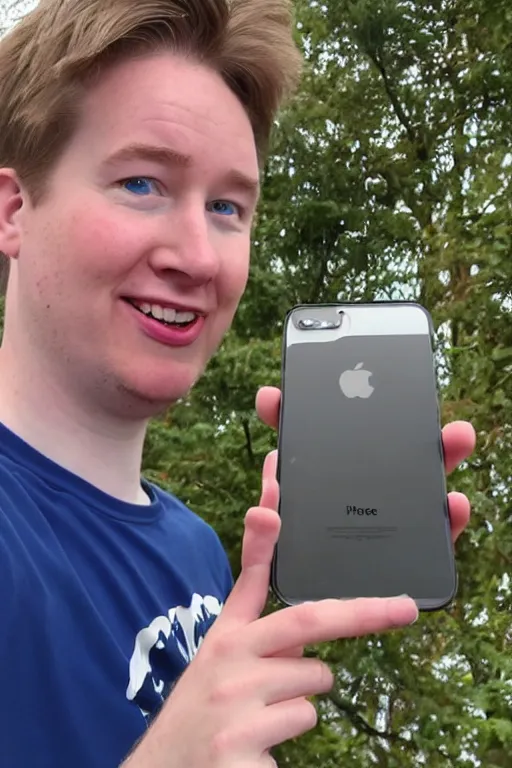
[298,317,342,331]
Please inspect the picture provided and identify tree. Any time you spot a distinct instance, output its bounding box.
[1,1,511,765]
[145,2,511,765]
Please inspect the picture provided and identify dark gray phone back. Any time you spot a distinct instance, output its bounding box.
[272,303,456,611]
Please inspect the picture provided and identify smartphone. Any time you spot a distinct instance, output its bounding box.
[272,301,456,611]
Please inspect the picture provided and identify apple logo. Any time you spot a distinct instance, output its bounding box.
[339,362,374,399]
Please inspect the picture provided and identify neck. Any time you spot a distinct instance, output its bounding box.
[0,342,150,505]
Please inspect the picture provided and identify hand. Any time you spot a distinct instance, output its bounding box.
[256,386,476,543]
[124,454,419,768]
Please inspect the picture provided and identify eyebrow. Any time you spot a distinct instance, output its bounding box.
[103,142,260,201]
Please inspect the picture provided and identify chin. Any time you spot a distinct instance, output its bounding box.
[113,360,203,417]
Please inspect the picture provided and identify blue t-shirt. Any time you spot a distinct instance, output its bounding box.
[0,422,233,767]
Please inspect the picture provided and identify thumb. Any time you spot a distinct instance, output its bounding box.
[213,453,281,628]
[259,450,279,511]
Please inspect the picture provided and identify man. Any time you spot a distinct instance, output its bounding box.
[0,0,475,766]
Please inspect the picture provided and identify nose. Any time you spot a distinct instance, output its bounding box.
[148,205,220,286]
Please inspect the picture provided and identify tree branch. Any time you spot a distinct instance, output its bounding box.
[366,50,416,147]
[308,251,329,303]
[241,419,255,465]
[324,690,406,744]
[323,689,451,760]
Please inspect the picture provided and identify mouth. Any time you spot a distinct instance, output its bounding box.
[123,298,200,330]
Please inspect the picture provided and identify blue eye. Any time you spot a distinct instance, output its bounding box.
[208,200,240,216]
[122,177,159,196]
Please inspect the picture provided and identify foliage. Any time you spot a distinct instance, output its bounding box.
[2,1,511,765]
[147,2,511,765]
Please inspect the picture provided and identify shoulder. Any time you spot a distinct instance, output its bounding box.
[150,483,220,538]
[0,461,28,588]
[148,482,234,593]
[0,456,30,525]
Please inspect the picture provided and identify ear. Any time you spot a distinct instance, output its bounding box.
[0,168,24,260]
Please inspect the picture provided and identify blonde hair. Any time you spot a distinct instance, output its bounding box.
[0,0,302,290]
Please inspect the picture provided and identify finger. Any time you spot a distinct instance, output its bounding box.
[220,698,317,758]
[216,505,280,627]
[253,698,318,752]
[259,450,279,511]
[272,645,304,659]
[448,491,471,543]
[442,421,476,474]
[218,453,281,627]
[260,754,278,768]
[256,386,281,431]
[259,657,333,705]
[249,597,418,657]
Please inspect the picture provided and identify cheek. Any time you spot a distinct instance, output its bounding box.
[218,240,250,308]
[58,203,144,284]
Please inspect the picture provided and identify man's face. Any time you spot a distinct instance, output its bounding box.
[7,53,259,415]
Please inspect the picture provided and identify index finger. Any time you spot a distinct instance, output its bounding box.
[248,597,419,656]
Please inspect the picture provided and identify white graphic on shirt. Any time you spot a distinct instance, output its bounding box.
[126,593,223,722]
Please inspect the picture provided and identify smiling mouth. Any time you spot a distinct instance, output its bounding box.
[124,299,199,328]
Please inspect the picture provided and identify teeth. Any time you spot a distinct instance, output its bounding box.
[175,311,196,323]
[132,300,197,324]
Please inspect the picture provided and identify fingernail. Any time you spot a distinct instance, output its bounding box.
[390,595,419,625]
